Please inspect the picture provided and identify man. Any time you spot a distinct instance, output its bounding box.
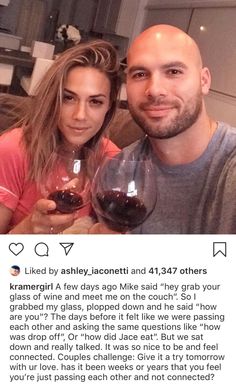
[90,24,236,234]
[116,24,236,234]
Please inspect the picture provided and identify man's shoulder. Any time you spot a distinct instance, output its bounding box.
[217,122,236,177]
[212,121,236,159]
[217,121,236,138]
[122,137,148,155]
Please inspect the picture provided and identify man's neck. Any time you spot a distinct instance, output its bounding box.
[149,115,217,166]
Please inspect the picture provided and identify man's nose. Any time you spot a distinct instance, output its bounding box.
[72,102,86,120]
[145,74,168,99]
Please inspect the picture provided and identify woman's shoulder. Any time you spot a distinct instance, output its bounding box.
[0,128,25,158]
[0,127,23,143]
[101,137,120,154]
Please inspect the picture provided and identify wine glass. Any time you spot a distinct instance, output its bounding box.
[41,147,92,214]
[91,154,157,232]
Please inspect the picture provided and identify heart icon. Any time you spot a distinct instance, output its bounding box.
[9,243,24,256]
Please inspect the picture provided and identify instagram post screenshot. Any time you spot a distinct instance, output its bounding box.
[0,2,236,384]
[1,235,235,385]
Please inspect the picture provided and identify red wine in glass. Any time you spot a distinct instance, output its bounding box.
[92,155,156,233]
[96,190,147,232]
[48,189,83,214]
[41,148,92,213]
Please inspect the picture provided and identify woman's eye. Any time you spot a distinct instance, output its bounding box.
[63,94,75,103]
[90,99,103,106]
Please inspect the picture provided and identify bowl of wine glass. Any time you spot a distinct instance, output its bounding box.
[91,154,157,232]
[41,147,92,214]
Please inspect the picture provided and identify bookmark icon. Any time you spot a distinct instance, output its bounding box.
[213,242,227,257]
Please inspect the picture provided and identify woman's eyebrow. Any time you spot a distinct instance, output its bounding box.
[63,88,76,95]
[89,94,107,98]
[64,88,107,98]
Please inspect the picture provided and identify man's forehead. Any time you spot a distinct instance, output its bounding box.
[128,29,202,68]
[130,48,201,75]
[128,45,190,67]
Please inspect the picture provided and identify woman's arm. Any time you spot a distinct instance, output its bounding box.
[1,199,76,234]
[0,203,14,233]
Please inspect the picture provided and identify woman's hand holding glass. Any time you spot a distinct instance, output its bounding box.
[26,198,76,234]
[38,149,91,233]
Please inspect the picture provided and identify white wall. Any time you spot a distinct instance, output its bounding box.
[206,91,236,127]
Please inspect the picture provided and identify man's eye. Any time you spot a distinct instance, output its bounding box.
[168,69,183,76]
[132,72,147,79]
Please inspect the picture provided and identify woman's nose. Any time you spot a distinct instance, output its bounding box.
[72,102,86,120]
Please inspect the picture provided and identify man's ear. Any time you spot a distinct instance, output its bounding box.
[201,67,211,95]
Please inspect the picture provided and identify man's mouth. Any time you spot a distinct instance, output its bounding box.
[142,105,174,118]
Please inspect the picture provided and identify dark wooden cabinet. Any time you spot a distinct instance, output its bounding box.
[93,0,122,33]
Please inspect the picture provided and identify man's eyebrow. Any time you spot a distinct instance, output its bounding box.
[161,61,188,70]
[63,88,107,98]
[127,66,148,75]
[127,62,188,75]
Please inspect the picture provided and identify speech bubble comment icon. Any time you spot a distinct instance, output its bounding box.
[9,243,24,256]
[34,242,49,257]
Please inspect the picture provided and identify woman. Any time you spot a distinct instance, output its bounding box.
[0,40,120,234]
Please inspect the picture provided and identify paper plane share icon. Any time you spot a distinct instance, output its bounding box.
[59,243,74,256]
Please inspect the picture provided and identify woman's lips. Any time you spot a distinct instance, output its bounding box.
[69,126,89,132]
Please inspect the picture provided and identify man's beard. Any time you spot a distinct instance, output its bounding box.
[128,92,203,140]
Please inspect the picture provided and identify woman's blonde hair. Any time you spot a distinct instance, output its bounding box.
[21,39,121,182]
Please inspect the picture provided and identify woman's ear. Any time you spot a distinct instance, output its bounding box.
[201,67,211,95]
